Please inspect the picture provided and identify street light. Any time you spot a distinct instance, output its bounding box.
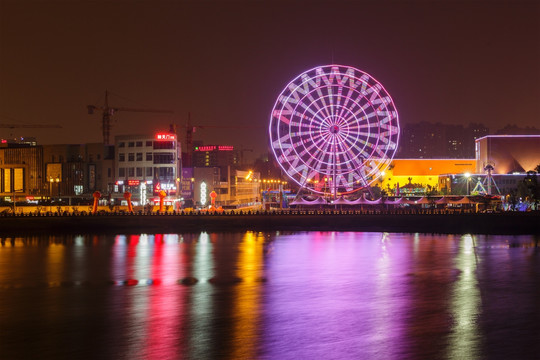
[464,172,471,195]
[49,177,54,199]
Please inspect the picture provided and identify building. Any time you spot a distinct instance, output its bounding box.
[192,144,237,178]
[0,143,43,199]
[114,132,181,203]
[0,141,114,200]
[191,166,261,209]
[378,159,477,195]
[42,143,114,196]
[84,143,115,194]
[475,135,540,174]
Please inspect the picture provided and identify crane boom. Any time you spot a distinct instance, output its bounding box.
[0,124,62,129]
[87,90,173,144]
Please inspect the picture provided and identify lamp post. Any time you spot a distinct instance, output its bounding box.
[49,177,54,212]
[49,177,54,198]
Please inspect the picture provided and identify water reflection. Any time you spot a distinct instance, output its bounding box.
[231,232,264,359]
[448,234,482,359]
[0,232,539,359]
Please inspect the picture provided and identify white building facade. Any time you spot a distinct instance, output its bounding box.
[114,133,181,203]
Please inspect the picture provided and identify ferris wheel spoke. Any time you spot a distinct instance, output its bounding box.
[334,85,344,110]
[338,144,361,172]
[337,86,357,119]
[343,137,369,160]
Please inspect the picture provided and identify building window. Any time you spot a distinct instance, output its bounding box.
[108,168,111,177]
[153,141,175,150]
[146,167,152,177]
[136,141,143,147]
[119,168,125,177]
[153,153,175,164]
[119,153,125,162]
[136,167,143,177]
[146,153,152,161]
[128,168,135,177]
[146,140,153,147]
[156,166,174,180]
[136,153,143,161]
[128,153,134,161]
[119,142,125,148]
[128,142,134,147]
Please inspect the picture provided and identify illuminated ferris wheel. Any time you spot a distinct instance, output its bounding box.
[269,65,400,195]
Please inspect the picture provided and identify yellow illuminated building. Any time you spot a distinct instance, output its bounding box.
[379,159,477,194]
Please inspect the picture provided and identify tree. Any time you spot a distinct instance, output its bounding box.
[507,189,519,211]
[425,184,438,208]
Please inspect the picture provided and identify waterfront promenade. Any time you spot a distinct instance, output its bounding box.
[0,210,538,235]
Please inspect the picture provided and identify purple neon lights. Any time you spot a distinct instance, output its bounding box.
[269,65,400,194]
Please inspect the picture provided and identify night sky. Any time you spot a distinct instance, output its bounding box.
[1,0,539,160]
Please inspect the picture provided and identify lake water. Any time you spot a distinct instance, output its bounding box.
[0,232,539,359]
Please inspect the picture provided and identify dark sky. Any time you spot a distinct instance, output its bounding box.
[1,0,539,159]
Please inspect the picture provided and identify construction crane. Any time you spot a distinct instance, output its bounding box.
[0,123,62,139]
[87,90,173,145]
[0,124,62,129]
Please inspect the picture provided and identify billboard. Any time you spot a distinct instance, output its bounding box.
[181,167,193,198]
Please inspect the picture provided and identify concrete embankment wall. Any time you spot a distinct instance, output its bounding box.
[0,212,538,235]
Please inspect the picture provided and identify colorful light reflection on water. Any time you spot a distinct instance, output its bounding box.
[0,232,539,359]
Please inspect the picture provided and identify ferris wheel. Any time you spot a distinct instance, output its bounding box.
[269,65,400,195]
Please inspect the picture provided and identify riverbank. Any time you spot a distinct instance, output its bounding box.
[0,211,538,235]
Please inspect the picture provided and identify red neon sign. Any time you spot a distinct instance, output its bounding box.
[127,180,140,186]
[195,145,234,152]
[156,134,176,141]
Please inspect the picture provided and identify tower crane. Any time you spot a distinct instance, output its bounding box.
[0,124,62,129]
[87,90,173,144]
[0,123,62,139]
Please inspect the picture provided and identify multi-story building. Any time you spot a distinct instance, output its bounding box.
[42,143,114,196]
[192,144,237,180]
[114,132,181,203]
[0,141,114,200]
[191,166,261,208]
[0,142,43,199]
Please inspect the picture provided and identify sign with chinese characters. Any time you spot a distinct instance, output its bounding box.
[181,167,193,198]
[156,133,176,141]
[154,182,176,195]
[127,180,140,186]
[195,145,234,152]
